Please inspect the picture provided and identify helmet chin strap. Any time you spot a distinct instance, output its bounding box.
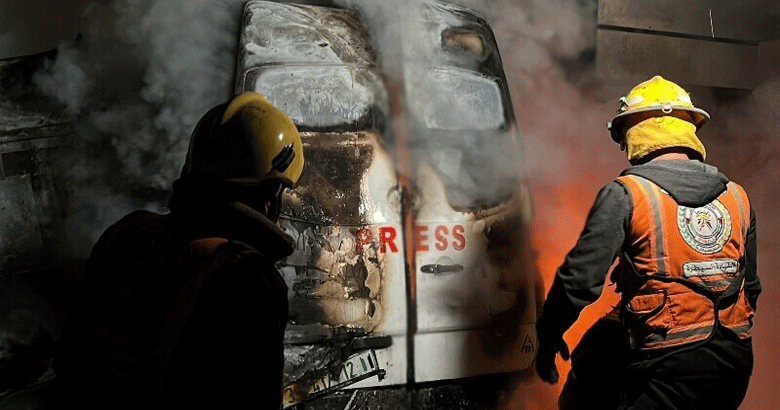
[253,181,285,222]
[263,190,284,222]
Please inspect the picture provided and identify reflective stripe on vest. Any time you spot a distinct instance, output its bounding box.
[616,174,754,350]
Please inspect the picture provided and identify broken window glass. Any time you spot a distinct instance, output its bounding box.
[248,65,389,131]
[406,66,516,210]
[406,66,504,130]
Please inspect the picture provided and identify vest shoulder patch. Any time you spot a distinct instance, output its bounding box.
[677,199,732,255]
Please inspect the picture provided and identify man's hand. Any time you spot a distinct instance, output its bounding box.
[534,336,570,384]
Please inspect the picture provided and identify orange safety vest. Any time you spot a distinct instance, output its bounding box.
[615,174,755,351]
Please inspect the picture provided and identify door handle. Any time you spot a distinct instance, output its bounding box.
[420,263,464,274]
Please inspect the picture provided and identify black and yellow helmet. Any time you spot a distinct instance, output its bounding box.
[180,91,304,188]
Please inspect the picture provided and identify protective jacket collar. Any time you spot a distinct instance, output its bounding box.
[170,201,294,261]
[621,159,729,207]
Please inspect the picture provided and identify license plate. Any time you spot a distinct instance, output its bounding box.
[283,349,384,408]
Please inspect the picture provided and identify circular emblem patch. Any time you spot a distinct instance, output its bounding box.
[677,200,732,255]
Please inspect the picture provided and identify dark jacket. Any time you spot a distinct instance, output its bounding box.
[537,159,760,341]
[55,201,293,410]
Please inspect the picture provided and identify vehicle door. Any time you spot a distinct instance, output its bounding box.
[235,2,408,406]
[401,0,538,383]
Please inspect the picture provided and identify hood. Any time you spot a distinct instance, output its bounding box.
[622,160,729,207]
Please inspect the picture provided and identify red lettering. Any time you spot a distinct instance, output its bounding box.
[415,225,429,252]
[379,227,398,253]
[434,225,448,251]
[355,227,373,254]
[452,224,466,251]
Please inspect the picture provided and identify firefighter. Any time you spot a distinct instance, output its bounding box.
[53,91,304,409]
[534,76,760,410]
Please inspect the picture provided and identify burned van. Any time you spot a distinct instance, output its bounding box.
[234,1,537,407]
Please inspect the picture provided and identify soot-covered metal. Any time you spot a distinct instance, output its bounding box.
[232,1,537,406]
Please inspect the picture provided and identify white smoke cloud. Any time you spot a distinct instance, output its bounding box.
[32,0,247,256]
[36,0,245,189]
[468,0,615,187]
[31,0,602,257]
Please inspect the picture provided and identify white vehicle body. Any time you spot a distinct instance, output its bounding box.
[234,1,538,406]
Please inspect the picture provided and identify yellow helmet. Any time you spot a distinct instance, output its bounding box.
[180,91,304,187]
[607,76,710,144]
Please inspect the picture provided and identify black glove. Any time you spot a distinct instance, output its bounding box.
[534,336,570,384]
[535,275,577,383]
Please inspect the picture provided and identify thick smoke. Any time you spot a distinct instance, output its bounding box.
[22,0,778,408]
[30,0,599,256]
[33,0,245,257]
[346,1,601,407]
[31,0,599,406]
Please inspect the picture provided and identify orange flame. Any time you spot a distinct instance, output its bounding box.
[503,178,621,409]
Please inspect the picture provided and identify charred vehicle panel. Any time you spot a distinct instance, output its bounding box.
[234,1,536,406]
[402,1,536,383]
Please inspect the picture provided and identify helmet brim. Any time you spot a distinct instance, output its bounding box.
[608,106,710,143]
